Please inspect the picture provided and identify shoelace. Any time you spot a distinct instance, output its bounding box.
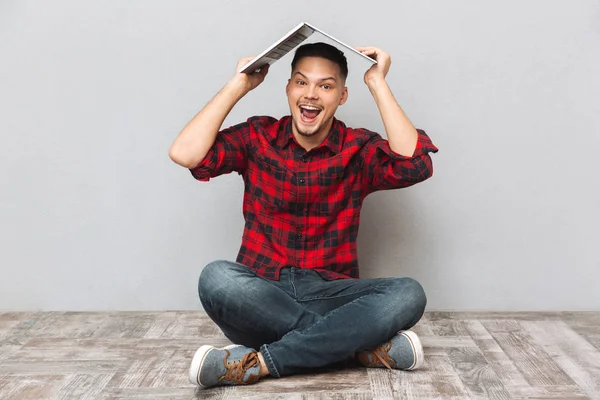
[218,350,261,385]
[368,341,397,370]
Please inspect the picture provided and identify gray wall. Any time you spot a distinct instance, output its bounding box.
[1,0,598,311]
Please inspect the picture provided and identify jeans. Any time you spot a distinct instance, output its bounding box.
[198,260,427,378]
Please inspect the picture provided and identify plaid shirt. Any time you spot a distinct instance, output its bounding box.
[190,116,438,280]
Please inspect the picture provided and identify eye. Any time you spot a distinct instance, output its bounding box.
[322,84,331,90]
[297,80,306,86]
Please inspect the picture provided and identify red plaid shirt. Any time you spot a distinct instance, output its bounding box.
[190,116,438,280]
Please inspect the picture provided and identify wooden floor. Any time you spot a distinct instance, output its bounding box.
[1,312,600,399]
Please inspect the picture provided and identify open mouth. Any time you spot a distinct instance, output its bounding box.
[299,105,322,124]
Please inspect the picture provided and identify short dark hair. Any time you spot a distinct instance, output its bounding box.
[291,42,348,81]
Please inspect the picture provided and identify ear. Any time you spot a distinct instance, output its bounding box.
[339,86,348,106]
[286,79,291,96]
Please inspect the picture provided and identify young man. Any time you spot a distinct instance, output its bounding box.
[169,42,438,388]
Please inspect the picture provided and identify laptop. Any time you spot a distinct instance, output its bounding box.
[239,22,377,74]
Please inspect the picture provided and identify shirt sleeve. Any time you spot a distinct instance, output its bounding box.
[362,128,439,194]
[189,121,250,182]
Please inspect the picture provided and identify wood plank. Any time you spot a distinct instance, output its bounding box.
[55,374,114,400]
[426,353,471,399]
[420,335,477,350]
[429,319,470,336]
[507,384,589,399]
[0,374,66,400]
[366,369,395,399]
[0,360,124,375]
[105,349,183,389]
[483,320,575,386]
[141,312,179,339]
[160,311,226,340]
[245,368,371,393]
[562,312,600,353]
[426,312,563,321]
[446,346,511,399]
[7,338,142,360]
[2,312,63,344]
[301,393,373,400]
[0,342,22,360]
[32,312,111,339]
[87,313,157,339]
[462,320,529,388]
[523,320,600,400]
[102,386,238,399]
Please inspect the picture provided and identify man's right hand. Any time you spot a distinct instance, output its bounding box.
[231,57,270,93]
[169,57,268,168]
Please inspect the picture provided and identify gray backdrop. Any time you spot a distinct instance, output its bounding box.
[1,0,598,311]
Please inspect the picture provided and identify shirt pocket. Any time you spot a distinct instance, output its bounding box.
[317,167,352,216]
[249,149,293,212]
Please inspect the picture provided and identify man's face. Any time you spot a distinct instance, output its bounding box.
[286,57,348,138]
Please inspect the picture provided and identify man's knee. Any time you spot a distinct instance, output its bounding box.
[198,260,242,303]
[388,277,427,319]
[402,277,427,313]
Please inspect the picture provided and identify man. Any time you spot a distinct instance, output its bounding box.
[169,42,438,388]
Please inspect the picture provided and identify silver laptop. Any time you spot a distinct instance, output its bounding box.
[239,22,377,74]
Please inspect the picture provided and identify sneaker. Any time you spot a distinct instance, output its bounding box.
[357,330,424,370]
[188,344,262,388]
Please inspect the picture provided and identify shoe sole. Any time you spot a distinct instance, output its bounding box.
[400,330,424,370]
[188,344,243,387]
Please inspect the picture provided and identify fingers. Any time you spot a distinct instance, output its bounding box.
[355,47,382,62]
[236,56,256,71]
[249,64,269,78]
[259,64,269,75]
[356,47,391,66]
[355,46,379,54]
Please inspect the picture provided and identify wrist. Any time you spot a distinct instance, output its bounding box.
[226,76,251,99]
[366,76,387,91]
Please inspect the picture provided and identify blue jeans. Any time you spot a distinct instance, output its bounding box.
[198,260,427,378]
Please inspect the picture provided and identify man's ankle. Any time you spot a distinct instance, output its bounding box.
[257,352,270,377]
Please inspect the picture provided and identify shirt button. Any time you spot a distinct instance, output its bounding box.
[299,178,305,184]
[300,156,308,162]
[296,234,302,240]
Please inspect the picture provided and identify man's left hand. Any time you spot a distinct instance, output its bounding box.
[355,47,391,86]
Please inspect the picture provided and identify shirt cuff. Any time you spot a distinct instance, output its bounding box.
[188,150,217,182]
[386,129,439,159]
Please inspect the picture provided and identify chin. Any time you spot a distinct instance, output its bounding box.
[293,117,321,137]
[298,129,320,137]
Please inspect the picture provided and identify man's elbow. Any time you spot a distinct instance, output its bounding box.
[168,147,201,169]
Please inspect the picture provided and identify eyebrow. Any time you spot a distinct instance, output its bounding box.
[294,71,337,83]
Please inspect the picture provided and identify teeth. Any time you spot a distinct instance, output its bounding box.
[300,105,320,111]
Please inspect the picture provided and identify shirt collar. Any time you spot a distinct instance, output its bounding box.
[276,116,344,155]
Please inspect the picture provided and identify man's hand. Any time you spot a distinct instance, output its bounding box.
[355,47,391,87]
[169,57,268,168]
[231,57,270,93]
[353,47,418,157]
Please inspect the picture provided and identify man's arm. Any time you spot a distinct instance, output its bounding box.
[355,47,418,157]
[355,46,438,194]
[168,58,269,168]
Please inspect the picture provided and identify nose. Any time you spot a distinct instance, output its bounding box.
[304,84,318,100]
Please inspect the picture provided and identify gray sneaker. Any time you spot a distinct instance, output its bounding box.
[357,330,424,370]
[188,344,261,388]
